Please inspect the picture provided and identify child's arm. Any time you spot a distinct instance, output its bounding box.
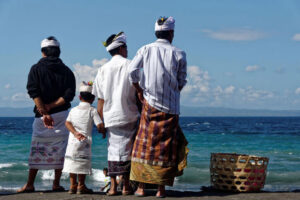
[65,121,86,141]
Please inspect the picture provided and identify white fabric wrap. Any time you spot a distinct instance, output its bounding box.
[106,33,127,52]
[154,16,175,31]
[41,39,60,48]
[80,84,92,93]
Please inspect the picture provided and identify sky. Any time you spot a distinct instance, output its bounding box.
[0,0,300,110]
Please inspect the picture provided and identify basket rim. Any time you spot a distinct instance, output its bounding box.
[211,152,268,160]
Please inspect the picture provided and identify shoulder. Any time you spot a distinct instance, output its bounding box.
[172,46,186,59]
[137,43,153,54]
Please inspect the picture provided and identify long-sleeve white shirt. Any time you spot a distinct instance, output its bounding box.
[129,39,187,114]
[92,55,139,128]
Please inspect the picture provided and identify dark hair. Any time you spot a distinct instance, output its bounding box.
[41,36,61,57]
[105,34,126,56]
[80,92,95,101]
[155,30,173,39]
[103,168,108,172]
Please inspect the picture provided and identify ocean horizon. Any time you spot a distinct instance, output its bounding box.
[1,116,300,193]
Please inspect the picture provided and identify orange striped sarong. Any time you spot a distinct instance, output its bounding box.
[130,101,188,186]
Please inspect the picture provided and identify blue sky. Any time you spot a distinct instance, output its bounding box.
[0,0,300,110]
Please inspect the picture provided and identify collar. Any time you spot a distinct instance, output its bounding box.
[78,101,91,108]
[156,39,170,44]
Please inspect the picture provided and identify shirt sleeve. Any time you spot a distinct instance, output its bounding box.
[129,48,144,83]
[66,109,73,122]
[92,68,104,99]
[92,108,102,126]
[26,66,41,99]
[63,69,76,103]
[177,51,187,89]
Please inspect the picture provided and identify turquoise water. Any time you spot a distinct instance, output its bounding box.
[0,117,300,192]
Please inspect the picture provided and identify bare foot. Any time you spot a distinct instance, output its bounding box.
[17,184,35,193]
[134,187,145,196]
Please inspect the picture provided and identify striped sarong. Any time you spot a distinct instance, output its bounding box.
[130,101,188,186]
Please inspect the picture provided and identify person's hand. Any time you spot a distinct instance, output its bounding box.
[97,123,106,138]
[37,106,47,116]
[74,131,86,141]
[137,91,144,103]
[44,104,52,112]
[43,114,54,129]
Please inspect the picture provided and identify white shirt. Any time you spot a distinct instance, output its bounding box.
[92,55,139,128]
[129,39,187,114]
[66,102,102,144]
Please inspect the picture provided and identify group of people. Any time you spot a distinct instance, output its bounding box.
[18,16,188,198]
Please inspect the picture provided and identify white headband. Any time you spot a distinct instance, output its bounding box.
[155,16,175,31]
[41,38,60,48]
[106,33,127,52]
[79,81,93,93]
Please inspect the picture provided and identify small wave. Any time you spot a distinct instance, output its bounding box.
[187,123,199,127]
[41,170,69,181]
[0,186,19,192]
[0,163,15,169]
[202,122,210,125]
[91,169,106,183]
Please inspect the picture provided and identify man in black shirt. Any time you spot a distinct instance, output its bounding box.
[18,36,76,193]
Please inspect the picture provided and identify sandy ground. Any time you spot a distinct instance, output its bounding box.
[1,189,300,200]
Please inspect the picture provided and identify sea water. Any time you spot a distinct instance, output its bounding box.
[0,117,300,193]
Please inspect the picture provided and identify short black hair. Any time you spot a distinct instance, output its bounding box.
[41,36,61,57]
[155,30,173,40]
[105,34,126,56]
[103,168,108,172]
[80,92,95,101]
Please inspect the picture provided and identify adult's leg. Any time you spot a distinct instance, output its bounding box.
[69,173,77,187]
[108,176,117,195]
[156,185,166,197]
[135,182,145,196]
[122,174,131,193]
[53,169,64,190]
[17,168,38,192]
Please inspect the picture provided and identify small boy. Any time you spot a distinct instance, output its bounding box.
[63,81,105,194]
[100,168,111,193]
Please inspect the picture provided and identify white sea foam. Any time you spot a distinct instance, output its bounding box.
[40,170,69,180]
[91,169,105,182]
[0,163,14,169]
[0,186,19,191]
[202,122,210,125]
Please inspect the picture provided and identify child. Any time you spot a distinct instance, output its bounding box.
[63,81,105,194]
[100,168,111,193]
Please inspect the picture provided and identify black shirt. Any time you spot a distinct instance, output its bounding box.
[27,56,76,117]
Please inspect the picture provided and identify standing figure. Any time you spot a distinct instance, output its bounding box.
[129,16,188,198]
[63,81,105,194]
[18,36,76,193]
[92,32,140,196]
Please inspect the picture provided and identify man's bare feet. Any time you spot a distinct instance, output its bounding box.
[17,184,35,193]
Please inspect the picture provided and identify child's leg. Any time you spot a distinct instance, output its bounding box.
[78,174,86,187]
[69,173,77,187]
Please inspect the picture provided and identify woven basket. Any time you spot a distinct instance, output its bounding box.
[210,153,269,192]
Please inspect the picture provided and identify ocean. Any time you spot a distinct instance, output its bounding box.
[0,117,300,193]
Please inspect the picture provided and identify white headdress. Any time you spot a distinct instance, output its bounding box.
[41,37,60,48]
[103,32,127,52]
[155,16,175,31]
[79,81,93,93]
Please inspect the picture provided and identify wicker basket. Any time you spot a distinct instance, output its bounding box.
[210,153,269,192]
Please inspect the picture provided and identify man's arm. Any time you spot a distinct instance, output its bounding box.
[97,98,104,121]
[177,51,187,91]
[133,82,144,103]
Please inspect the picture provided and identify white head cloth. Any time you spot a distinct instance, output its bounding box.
[155,16,175,31]
[106,32,127,52]
[79,81,93,93]
[41,38,60,48]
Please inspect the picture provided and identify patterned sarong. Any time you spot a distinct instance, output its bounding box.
[28,111,69,170]
[130,101,188,186]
